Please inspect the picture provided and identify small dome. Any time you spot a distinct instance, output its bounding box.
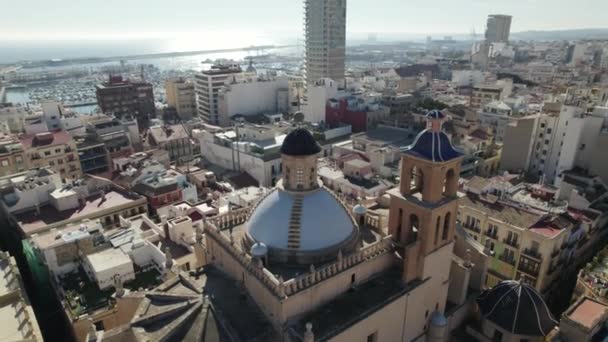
[280,128,321,156]
[402,130,462,162]
[430,311,448,327]
[426,109,446,119]
[477,280,558,336]
[250,242,268,257]
[353,204,367,216]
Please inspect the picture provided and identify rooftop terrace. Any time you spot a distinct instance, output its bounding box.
[14,190,144,236]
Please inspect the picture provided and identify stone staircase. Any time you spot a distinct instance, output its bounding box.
[287,195,304,250]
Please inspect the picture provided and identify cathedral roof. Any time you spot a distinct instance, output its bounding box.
[476,280,558,336]
[280,128,322,156]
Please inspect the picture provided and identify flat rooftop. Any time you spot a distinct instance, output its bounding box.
[459,193,542,230]
[15,190,141,236]
[352,126,416,148]
[567,298,607,330]
[290,268,410,341]
[86,248,132,274]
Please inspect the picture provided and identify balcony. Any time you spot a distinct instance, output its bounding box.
[484,230,498,240]
[522,248,542,261]
[517,263,540,277]
[503,238,519,249]
[498,254,516,266]
[462,222,481,233]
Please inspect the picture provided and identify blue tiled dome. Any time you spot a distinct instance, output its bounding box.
[477,280,558,336]
[402,130,462,162]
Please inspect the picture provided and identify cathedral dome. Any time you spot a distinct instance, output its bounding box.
[280,128,322,156]
[476,280,558,336]
[244,186,358,264]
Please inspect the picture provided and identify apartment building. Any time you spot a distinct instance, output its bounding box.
[20,130,82,180]
[470,79,512,110]
[217,75,289,126]
[0,134,26,176]
[304,0,347,85]
[165,78,196,120]
[95,76,155,124]
[146,124,192,163]
[459,176,608,306]
[194,64,251,125]
[477,101,515,142]
[501,104,608,185]
[0,168,148,237]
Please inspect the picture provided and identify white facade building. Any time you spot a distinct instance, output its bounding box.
[218,76,289,126]
[194,128,284,187]
[451,70,485,87]
[302,78,339,123]
[194,64,253,125]
[477,101,515,142]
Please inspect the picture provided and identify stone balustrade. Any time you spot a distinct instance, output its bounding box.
[283,235,393,296]
[206,207,251,230]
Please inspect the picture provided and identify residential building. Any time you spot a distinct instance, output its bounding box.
[217,75,289,126]
[302,77,339,123]
[0,169,148,237]
[132,168,197,210]
[20,130,82,180]
[146,124,192,163]
[332,125,417,178]
[477,101,515,142]
[0,104,36,133]
[304,0,347,85]
[0,251,43,342]
[194,64,250,125]
[0,133,26,176]
[501,104,608,185]
[326,93,390,133]
[194,124,285,187]
[500,114,539,173]
[165,78,196,120]
[72,115,138,175]
[470,80,512,110]
[95,75,155,125]
[28,214,195,341]
[548,296,608,341]
[485,14,512,43]
[459,174,608,309]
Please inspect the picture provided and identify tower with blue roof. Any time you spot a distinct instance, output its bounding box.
[387,109,464,289]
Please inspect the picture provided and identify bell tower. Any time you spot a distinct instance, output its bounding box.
[388,110,463,283]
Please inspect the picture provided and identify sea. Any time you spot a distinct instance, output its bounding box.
[1,37,300,111]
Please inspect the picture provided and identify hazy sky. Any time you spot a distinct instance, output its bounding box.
[3,0,608,41]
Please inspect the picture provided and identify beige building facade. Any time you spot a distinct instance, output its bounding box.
[165,78,196,120]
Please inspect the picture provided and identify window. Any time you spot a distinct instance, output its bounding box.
[55,148,61,153]
[44,151,51,156]
[367,332,378,342]
[547,128,552,134]
[0,160,8,167]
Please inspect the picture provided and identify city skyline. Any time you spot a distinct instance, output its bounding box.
[2,0,608,41]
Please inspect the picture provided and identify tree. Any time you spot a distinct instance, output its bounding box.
[293,112,305,124]
[416,98,448,111]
